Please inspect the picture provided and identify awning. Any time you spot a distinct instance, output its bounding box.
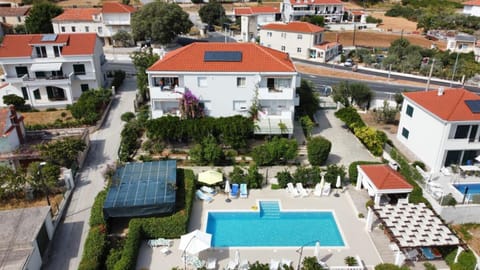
[30,62,62,72]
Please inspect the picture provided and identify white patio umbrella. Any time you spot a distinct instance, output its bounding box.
[178,229,212,255]
[314,241,320,258]
[319,175,325,197]
[224,180,231,194]
[336,175,341,189]
[198,170,223,185]
[475,155,480,162]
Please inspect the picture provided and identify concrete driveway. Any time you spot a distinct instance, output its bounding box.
[43,77,137,270]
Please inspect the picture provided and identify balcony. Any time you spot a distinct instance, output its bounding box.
[150,86,185,100]
[23,73,73,87]
[103,20,130,26]
[258,87,295,100]
[255,110,294,135]
[291,10,315,16]
[4,74,27,84]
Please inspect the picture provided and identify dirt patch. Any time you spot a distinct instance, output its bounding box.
[0,193,64,215]
[359,110,399,135]
[452,224,480,256]
[323,31,446,50]
[370,11,419,33]
[22,110,73,126]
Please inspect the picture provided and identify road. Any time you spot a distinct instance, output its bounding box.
[43,78,136,270]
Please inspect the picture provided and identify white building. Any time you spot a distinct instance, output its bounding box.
[463,0,480,16]
[260,21,340,63]
[51,2,135,46]
[234,6,280,42]
[446,33,480,62]
[281,0,344,23]
[397,88,480,173]
[0,33,106,108]
[0,6,29,28]
[146,42,300,135]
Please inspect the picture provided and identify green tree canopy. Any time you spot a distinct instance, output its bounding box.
[300,15,324,26]
[25,2,63,33]
[131,2,192,44]
[297,79,320,119]
[3,94,25,107]
[112,29,134,47]
[199,0,226,26]
[38,137,86,168]
[131,48,160,101]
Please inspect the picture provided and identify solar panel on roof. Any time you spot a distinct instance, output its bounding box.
[41,34,57,42]
[465,100,480,113]
[204,51,242,62]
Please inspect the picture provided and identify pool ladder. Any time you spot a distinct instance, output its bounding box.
[259,201,280,219]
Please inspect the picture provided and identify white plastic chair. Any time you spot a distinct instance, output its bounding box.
[296,183,310,197]
[286,182,300,197]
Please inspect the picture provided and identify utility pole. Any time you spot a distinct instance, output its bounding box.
[388,64,392,82]
[425,58,435,91]
[450,52,460,87]
[352,22,356,47]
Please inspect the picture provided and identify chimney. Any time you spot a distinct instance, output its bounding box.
[437,87,445,96]
[9,105,25,145]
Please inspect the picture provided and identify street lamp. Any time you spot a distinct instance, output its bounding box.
[38,161,50,206]
[183,235,196,270]
[296,240,320,270]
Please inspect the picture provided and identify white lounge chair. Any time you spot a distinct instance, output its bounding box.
[322,183,331,196]
[281,258,292,268]
[313,183,323,197]
[286,182,300,197]
[240,183,248,198]
[147,238,173,247]
[296,182,310,197]
[269,259,280,270]
[196,190,214,203]
[201,186,217,195]
[227,250,240,270]
[206,257,217,270]
[184,255,205,268]
[239,259,250,270]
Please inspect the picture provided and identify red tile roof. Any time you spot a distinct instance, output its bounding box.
[234,6,279,15]
[314,41,340,50]
[464,0,480,6]
[359,164,413,190]
[52,8,100,22]
[289,0,343,5]
[262,21,324,33]
[404,88,480,121]
[0,33,98,57]
[0,7,30,17]
[147,42,296,73]
[102,2,135,13]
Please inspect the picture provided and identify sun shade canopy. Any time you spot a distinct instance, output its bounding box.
[30,62,63,72]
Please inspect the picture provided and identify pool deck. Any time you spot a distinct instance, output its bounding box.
[136,187,385,270]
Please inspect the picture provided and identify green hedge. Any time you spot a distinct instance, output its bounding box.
[334,107,366,129]
[113,169,196,270]
[348,161,384,184]
[78,225,108,270]
[307,136,331,166]
[390,148,429,205]
[445,249,477,270]
[89,190,107,227]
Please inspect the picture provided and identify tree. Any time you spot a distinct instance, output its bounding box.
[131,2,192,44]
[112,30,134,47]
[179,90,204,119]
[189,135,223,165]
[349,83,373,109]
[307,136,331,166]
[68,88,111,124]
[302,256,325,270]
[38,137,86,168]
[14,24,27,34]
[25,2,63,34]
[3,94,25,107]
[296,79,320,119]
[394,92,404,109]
[131,48,160,101]
[301,15,324,26]
[0,166,26,200]
[199,0,226,26]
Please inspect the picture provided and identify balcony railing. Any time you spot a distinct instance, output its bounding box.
[258,87,295,100]
[150,86,185,100]
[23,72,74,87]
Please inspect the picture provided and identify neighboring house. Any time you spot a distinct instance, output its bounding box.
[0,6,29,27]
[281,0,345,23]
[0,207,54,270]
[52,2,135,46]
[146,42,300,135]
[0,33,107,108]
[397,88,480,173]
[446,34,480,62]
[260,21,341,63]
[463,0,480,16]
[234,6,281,42]
[0,105,25,168]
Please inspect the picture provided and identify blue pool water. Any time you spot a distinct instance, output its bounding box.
[454,183,480,195]
[206,201,345,247]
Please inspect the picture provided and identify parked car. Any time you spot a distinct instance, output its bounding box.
[316,85,332,96]
[344,58,354,67]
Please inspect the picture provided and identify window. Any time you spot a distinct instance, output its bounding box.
[297,47,302,53]
[53,46,61,57]
[406,105,414,117]
[46,86,66,100]
[2,17,5,23]
[71,26,76,32]
[35,71,46,79]
[281,45,285,51]
[297,34,302,39]
[267,32,272,37]
[15,66,28,78]
[197,77,207,87]
[17,16,21,23]
[281,32,286,38]
[85,26,89,32]
[35,46,47,58]
[73,64,86,75]
[33,89,41,100]
[21,87,28,100]
[61,26,65,32]
[81,84,90,92]
[454,125,470,139]
[401,127,409,139]
[236,77,246,87]
[98,27,103,34]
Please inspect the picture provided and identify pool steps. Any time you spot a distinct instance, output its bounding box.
[259,201,280,219]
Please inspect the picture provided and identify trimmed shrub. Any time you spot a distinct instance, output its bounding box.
[412,161,426,171]
[111,70,126,90]
[121,112,135,122]
[106,247,123,270]
[78,225,108,270]
[3,94,25,107]
[307,136,332,166]
[89,190,107,227]
[348,161,384,184]
[353,126,386,156]
[324,164,346,186]
[276,170,294,188]
[251,137,298,166]
[374,263,410,270]
[69,89,112,125]
[445,249,477,270]
[334,107,365,129]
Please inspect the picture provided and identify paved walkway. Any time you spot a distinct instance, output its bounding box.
[43,78,137,270]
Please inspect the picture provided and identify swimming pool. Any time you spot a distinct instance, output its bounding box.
[453,183,480,195]
[206,201,345,247]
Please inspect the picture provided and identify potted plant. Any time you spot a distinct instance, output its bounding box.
[345,256,358,266]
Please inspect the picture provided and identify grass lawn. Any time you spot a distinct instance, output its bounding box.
[22,110,74,126]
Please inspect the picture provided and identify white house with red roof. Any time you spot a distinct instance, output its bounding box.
[51,2,135,46]
[0,6,29,28]
[260,21,340,63]
[0,33,106,108]
[463,0,480,16]
[397,88,480,172]
[234,6,281,42]
[146,42,299,135]
[356,164,413,206]
[281,0,344,23]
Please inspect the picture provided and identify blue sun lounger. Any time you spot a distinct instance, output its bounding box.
[230,183,239,198]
